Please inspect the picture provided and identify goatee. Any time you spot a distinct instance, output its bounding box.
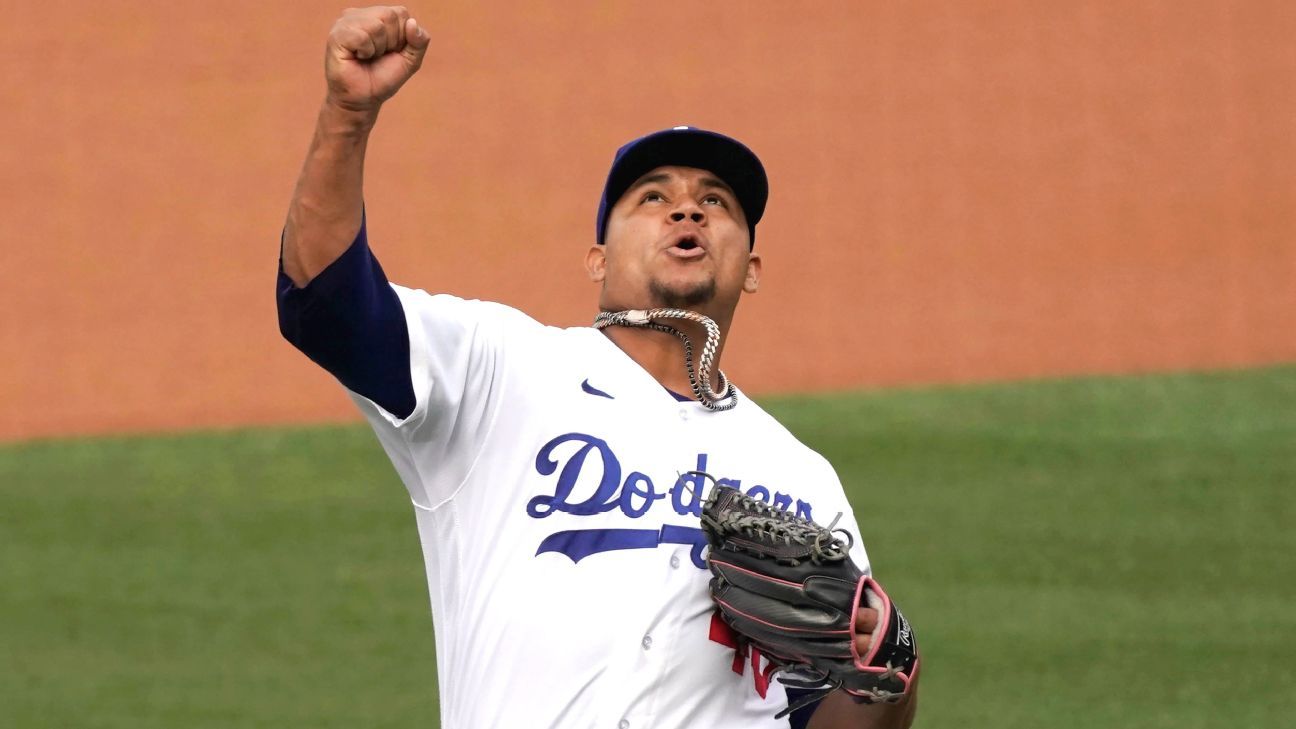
[649,279,715,309]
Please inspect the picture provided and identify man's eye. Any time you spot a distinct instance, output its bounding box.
[703,195,725,206]
[642,191,665,203]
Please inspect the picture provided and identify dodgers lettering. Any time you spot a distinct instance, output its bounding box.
[527,433,813,522]
[527,433,819,564]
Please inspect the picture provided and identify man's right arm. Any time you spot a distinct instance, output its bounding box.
[281,6,429,286]
[278,7,430,419]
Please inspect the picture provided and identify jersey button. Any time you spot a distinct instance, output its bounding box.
[669,555,681,569]
[619,720,630,729]
[641,634,653,650]
[678,408,690,421]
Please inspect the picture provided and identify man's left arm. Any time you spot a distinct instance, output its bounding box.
[814,487,919,728]
[807,665,919,729]
[803,601,920,729]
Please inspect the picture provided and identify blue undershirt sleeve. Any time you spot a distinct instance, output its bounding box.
[276,216,416,419]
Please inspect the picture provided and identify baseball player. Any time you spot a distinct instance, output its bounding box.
[277,7,919,728]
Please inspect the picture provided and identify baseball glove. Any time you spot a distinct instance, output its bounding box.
[700,482,919,718]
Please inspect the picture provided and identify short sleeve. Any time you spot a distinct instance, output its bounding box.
[348,290,543,509]
[276,218,544,509]
[277,219,415,418]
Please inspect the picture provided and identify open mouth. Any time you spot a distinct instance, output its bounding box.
[674,236,700,251]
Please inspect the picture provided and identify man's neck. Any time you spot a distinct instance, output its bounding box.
[599,319,729,399]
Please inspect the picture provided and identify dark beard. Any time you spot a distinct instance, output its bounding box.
[649,278,716,309]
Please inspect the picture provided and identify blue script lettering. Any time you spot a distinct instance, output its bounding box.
[796,499,814,521]
[620,471,662,518]
[671,455,708,516]
[527,433,622,517]
[527,432,822,564]
[772,491,793,511]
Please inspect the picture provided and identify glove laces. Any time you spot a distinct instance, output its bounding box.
[699,476,853,566]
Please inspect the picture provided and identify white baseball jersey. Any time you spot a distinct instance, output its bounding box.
[348,287,873,729]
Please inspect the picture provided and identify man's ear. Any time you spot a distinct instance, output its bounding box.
[743,252,762,294]
[586,244,607,283]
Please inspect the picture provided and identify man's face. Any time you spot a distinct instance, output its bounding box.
[587,165,761,314]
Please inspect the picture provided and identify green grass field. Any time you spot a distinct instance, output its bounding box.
[3,365,1294,728]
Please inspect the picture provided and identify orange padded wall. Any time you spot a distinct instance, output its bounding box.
[3,1,1293,440]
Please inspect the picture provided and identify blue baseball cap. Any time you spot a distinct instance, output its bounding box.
[595,126,768,248]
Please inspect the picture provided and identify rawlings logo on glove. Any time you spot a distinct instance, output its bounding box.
[700,481,919,719]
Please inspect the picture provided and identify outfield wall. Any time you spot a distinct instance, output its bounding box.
[3,1,1293,441]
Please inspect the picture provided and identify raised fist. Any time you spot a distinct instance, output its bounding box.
[324,6,430,113]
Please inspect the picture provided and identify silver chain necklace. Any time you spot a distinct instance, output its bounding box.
[593,309,739,412]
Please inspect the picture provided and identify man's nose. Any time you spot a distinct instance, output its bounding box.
[669,200,706,225]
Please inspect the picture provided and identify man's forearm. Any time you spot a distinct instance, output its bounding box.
[280,101,377,287]
[281,6,429,287]
[806,673,919,729]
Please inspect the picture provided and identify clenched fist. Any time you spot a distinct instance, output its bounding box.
[325,6,430,113]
